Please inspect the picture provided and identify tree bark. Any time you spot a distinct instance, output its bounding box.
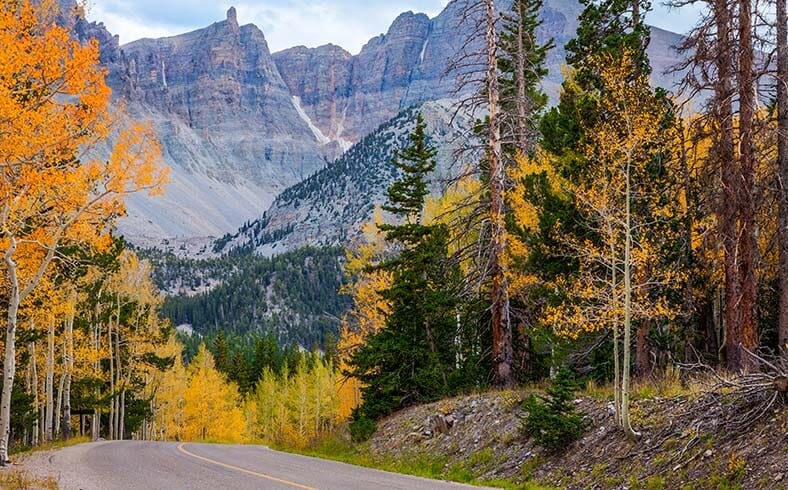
[29,341,39,447]
[711,0,740,371]
[0,248,20,463]
[622,155,638,438]
[735,0,759,371]
[777,0,788,358]
[486,0,515,387]
[515,0,529,155]
[61,299,74,440]
[45,318,55,442]
[54,349,64,438]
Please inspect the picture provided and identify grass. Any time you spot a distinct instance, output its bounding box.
[10,435,91,458]
[273,434,553,489]
[0,469,57,490]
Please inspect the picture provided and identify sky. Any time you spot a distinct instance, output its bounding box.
[85,0,703,55]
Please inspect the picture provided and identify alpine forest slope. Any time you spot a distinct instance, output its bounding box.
[146,246,350,349]
[57,0,684,249]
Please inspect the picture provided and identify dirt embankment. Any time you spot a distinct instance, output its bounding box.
[368,387,786,489]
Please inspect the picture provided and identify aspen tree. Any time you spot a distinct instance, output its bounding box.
[0,0,166,462]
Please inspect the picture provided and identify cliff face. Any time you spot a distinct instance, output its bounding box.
[65,7,340,241]
[58,0,683,245]
[271,0,681,157]
[269,0,584,149]
[114,9,330,185]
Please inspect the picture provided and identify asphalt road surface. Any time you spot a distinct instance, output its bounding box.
[27,441,487,489]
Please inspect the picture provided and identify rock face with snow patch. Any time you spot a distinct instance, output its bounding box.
[217,100,474,256]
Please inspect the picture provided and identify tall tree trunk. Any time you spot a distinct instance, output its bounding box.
[54,347,64,438]
[116,326,124,441]
[777,0,788,358]
[712,0,740,371]
[119,390,125,440]
[515,0,529,155]
[0,250,20,463]
[61,300,74,440]
[735,0,759,371]
[486,0,515,387]
[29,341,39,447]
[45,318,55,442]
[622,155,638,438]
[610,229,621,425]
[108,318,115,440]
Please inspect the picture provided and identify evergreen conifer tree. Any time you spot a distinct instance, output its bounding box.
[348,115,465,422]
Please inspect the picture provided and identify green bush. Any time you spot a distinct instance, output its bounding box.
[349,415,377,442]
[521,368,587,452]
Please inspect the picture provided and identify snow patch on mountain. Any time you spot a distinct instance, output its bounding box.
[292,96,332,145]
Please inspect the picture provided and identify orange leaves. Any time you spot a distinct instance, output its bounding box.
[0,0,167,305]
[0,1,110,168]
[104,124,169,197]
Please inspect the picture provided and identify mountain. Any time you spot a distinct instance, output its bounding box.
[271,0,684,150]
[61,0,685,248]
[216,100,473,256]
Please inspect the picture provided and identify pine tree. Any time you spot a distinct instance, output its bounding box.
[521,367,586,451]
[348,114,463,421]
[212,333,231,378]
[498,0,554,156]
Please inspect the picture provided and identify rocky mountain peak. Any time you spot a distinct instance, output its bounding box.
[387,11,431,37]
[226,6,238,26]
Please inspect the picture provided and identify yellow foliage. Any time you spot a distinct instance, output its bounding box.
[180,345,246,443]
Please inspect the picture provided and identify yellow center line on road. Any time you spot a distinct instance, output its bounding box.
[176,443,316,490]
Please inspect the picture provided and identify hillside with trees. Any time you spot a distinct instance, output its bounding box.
[146,247,350,348]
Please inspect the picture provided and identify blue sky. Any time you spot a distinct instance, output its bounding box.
[85,0,702,54]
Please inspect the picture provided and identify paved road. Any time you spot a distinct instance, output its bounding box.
[27,441,485,489]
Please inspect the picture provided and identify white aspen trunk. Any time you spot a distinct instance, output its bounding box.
[92,321,100,441]
[54,347,64,438]
[45,318,55,442]
[0,234,58,462]
[62,297,74,440]
[115,309,123,441]
[108,315,115,441]
[29,341,39,447]
[621,156,639,438]
[119,390,125,440]
[610,225,621,426]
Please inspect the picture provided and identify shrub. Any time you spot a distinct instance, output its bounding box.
[349,415,377,442]
[521,368,587,452]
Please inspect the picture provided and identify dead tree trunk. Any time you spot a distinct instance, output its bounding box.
[485,0,515,387]
[735,0,759,371]
[710,0,741,371]
[777,0,788,358]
